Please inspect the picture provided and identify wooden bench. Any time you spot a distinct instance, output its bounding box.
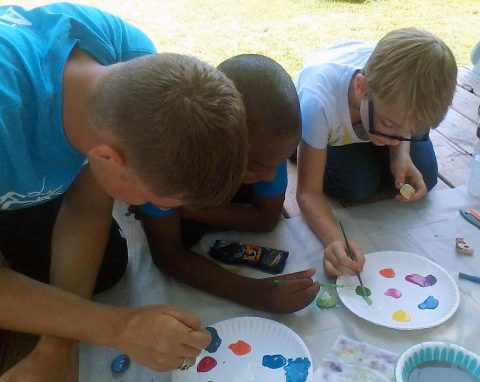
[283,65,480,218]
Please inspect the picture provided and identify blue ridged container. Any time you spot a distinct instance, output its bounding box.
[395,342,480,381]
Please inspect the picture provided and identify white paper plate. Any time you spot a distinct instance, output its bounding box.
[172,316,313,382]
[337,251,460,330]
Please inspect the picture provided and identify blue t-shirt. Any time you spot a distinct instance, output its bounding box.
[0,3,156,210]
[140,160,288,217]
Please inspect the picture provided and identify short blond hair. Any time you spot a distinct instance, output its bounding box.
[91,53,247,208]
[365,28,457,132]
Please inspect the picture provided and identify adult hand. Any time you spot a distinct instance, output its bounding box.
[0,337,78,382]
[390,156,427,201]
[248,269,319,313]
[115,305,210,372]
[323,239,365,278]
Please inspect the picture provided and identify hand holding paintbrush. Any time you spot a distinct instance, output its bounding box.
[338,220,371,305]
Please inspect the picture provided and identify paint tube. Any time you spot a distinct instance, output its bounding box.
[209,239,289,274]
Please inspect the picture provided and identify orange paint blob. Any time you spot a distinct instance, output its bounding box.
[379,268,395,278]
[228,340,251,355]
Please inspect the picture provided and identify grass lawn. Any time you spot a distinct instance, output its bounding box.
[4,0,480,78]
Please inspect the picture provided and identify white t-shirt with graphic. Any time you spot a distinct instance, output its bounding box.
[296,41,376,149]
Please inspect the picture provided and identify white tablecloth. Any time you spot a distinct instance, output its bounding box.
[79,186,480,381]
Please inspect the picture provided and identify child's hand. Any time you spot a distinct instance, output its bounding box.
[249,269,320,313]
[391,157,427,202]
[323,240,365,278]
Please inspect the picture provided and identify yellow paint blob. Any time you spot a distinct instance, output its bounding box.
[392,309,411,322]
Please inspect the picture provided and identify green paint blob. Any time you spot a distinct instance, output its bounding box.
[355,286,372,296]
[355,286,373,306]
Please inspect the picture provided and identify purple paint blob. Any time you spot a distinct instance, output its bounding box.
[405,274,437,287]
[418,295,439,310]
[384,288,402,298]
[284,357,311,382]
[262,354,287,369]
[329,361,343,372]
[205,326,222,353]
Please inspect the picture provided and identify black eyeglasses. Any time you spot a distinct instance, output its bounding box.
[368,100,429,142]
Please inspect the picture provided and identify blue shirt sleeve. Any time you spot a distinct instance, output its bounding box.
[252,161,288,197]
[139,203,177,218]
[41,3,157,63]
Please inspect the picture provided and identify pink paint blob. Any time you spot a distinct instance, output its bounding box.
[228,340,252,355]
[197,356,217,372]
[379,268,396,278]
[384,288,402,298]
[405,274,437,287]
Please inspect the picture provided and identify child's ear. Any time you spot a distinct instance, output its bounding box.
[88,144,124,168]
[354,72,367,97]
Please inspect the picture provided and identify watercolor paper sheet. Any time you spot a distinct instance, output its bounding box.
[312,335,397,382]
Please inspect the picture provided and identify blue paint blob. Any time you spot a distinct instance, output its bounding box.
[262,354,287,369]
[111,354,130,374]
[418,295,439,310]
[283,357,311,382]
[205,326,222,353]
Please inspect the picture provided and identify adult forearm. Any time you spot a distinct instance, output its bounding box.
[0,268,122,347]
[50,204,112,298]
[49,168,114,298]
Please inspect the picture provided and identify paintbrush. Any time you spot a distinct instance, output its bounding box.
[338,219,371,305]
[319,282,346,288]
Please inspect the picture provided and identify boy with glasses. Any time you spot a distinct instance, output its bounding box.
[295,28,457,277]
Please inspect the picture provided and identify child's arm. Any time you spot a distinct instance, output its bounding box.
[389,142,427,201]
[297,141,365,277]
[142,212,319,313]
[179,193,284,232]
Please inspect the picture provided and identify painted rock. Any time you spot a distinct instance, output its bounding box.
[111,354,130,374]
[400,183,415,200]
[316,291,337,308]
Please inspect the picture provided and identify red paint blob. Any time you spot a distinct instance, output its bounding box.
[228,340,252,355]
[197,356,217,372]
[379,268,395,278]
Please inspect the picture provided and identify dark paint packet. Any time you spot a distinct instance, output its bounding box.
[209,239,289,274]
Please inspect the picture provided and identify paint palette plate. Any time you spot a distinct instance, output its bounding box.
[172,316,313,382]
[337,251,460,330]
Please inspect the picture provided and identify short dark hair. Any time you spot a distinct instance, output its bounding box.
[217,54,301,138]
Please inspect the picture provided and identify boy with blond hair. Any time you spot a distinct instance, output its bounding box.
[135,54,320,314]
[296,28,457,278]
[0,3,246,380]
